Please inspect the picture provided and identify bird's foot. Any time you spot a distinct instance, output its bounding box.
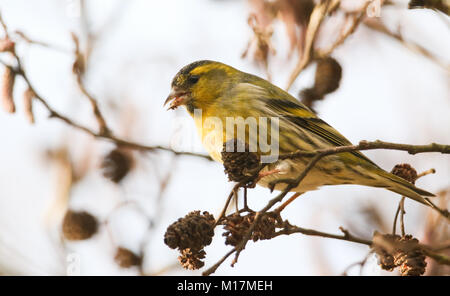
[274,192,303,214]
[268,178,298,192]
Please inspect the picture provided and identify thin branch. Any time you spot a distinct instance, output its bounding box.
[392,201,402,235]
[204,139,450,274]
[278,140,450,160]
[231,154,323,266]
[202,248,236,276]
[74,65,110,136]
[13,31,71,53]
[422,249,450,266]
[285,0,372,90]
[0,12,211,161]
[205,217,450,275]
[6,57,212,160]
[341,252,373,276]
[204,225,370,276]
[273,224,372,246]
[70,32,110,135]
[364,18,450,72]
[417,168,436,179]
[0,12,9,38]
[399,197,406,236]
[316,4,369,58]
[214,183,242,227]
[285,1,334,90]
[24,69,209,158]
[432,241,450,252]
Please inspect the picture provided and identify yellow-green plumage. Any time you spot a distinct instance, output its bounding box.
[166,60,434,205]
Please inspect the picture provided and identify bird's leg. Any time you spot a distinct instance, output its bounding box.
[274,192,303,214]
[268,177,299,192]
[256,169,280,182]
[242,187,250,212]
[233,185,239,214]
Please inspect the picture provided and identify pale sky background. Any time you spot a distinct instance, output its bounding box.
[0,0,449,275]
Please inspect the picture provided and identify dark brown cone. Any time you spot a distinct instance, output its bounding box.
[222,212,278,246]
[408,0,450,16]
[372,232,427,276]
[114,247,142,268]
[408,0,425,8]
[164,211,215,251]
[62,210,98,240]
[178,248,206,270]
[314,57,342,96]
[221,139,261,185]
[372,233,400,271]
[394,235,427,276]
[299,57,342,109]
[299,88,321,111]
[391,164,418,184]
[253,212,278,241]
[222,214,250,247]
[100,148,133,183]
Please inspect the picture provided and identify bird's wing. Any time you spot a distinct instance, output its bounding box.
[262,96,380,168]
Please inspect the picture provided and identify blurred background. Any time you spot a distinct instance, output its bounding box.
[0,0,448,275]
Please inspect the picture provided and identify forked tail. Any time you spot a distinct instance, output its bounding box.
[377,169,435,206]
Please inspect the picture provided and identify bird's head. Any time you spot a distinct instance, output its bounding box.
[164,60,238,114]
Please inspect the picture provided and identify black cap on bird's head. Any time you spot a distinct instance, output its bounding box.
[164,60,214,110]
[164,60,237,112]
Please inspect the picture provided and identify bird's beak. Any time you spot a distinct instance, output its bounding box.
[164,88,188,110]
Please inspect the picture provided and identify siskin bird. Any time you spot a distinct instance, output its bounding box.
[164,60,434,205]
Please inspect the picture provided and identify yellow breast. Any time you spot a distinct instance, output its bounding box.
[194,112,224,163]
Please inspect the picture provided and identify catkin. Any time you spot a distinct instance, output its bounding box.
[23,88,35,124]
[1,66,16,113]
[0,39,15,53]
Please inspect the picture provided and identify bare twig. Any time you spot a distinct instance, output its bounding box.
[399,197,406,236]
[214,183,242,227]
[393,168,436,235]
[205,139,450,274]
[2,59,211,160]
[285,1,334,90]
[27,70,210,158]
[202,248,236,276]
[74,68,110,135]
[285,0,373,90]
[0,12,9,38]
[417,168,436,179]
[316,3,370,58]
[0,13,211,161]
[364,18,450,72]
[341,252,373,276]
[13,31,71,53]
[423,249,450,266]
[392,201,401,235]
[274,224,372,246]
[213,137,450,271]
[205,217,450,275]
[279,140,450,159]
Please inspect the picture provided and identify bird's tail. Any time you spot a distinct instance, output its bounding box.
[372,169,435,206]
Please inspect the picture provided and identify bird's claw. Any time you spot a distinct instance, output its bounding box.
[268,178,297,192]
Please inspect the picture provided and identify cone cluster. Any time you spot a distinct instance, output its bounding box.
[221,139,261,185]
[164,211,215,270]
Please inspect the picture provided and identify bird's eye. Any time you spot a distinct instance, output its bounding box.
[188,76,200,84]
